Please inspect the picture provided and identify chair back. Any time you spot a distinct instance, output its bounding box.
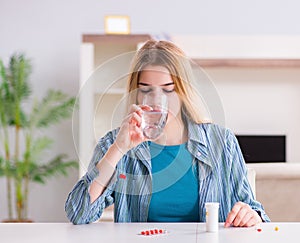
[247,167,256,198]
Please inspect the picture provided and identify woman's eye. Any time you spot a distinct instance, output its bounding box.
[139,89,152,93]
[163,89,175,93]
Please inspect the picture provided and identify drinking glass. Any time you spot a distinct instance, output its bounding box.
[141,90,168,140]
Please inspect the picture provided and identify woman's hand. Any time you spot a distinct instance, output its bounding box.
[225,202,262,227]
[114,104,150,154]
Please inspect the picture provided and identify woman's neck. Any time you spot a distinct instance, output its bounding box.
[153,115,188,145]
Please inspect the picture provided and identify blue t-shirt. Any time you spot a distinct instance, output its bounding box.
[147,142,199,222]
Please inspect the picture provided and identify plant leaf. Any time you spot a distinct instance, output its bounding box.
[0,156,5,177]
[29,90,76,129]
[29,136,53,161]
[29,154,78,184]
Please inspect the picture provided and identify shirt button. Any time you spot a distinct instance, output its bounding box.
[197,152,201,156]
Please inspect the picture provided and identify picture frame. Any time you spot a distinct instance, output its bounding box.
[104,15,130,34]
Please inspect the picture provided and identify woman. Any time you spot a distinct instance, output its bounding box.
[65,40,270,226]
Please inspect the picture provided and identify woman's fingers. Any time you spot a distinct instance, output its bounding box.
[140,104,152,112]
[129,123,144,141]
[225,202,262,228]
[129,104,142,114]
[129,111,142,127]
[115,104,151,152]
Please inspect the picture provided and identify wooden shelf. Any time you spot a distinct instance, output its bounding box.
[82,34,300,68]
[192,58,300,68]
[82,34,152,44]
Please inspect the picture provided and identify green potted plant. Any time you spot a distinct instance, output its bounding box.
[0,53,78,222]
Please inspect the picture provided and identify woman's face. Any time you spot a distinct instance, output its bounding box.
[137,65,181,121]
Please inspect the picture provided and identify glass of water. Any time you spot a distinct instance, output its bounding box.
[140,90,168,140]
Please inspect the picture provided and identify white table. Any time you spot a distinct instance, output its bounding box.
[0,222,298,243]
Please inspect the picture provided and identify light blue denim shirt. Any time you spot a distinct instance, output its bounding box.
[65,120,270,224]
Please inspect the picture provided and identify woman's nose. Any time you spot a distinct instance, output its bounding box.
[151,87,163,96]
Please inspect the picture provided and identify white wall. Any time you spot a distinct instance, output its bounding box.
[204,68,300,162]
[1,0,300,222]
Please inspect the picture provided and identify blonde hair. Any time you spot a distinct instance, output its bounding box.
[127,39,209,124]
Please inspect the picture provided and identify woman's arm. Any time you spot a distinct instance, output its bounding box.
[64,134,118,225]
[89,143,123,203]
[65,104,147,224]
[224,129,270,227]
[89,104,150,202]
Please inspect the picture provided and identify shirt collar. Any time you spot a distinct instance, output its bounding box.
[186,118,208,148]
[184,116,212,168]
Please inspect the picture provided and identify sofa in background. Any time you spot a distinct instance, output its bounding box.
[247,163,300,222]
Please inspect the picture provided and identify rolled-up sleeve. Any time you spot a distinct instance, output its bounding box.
[65,135,117,224]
